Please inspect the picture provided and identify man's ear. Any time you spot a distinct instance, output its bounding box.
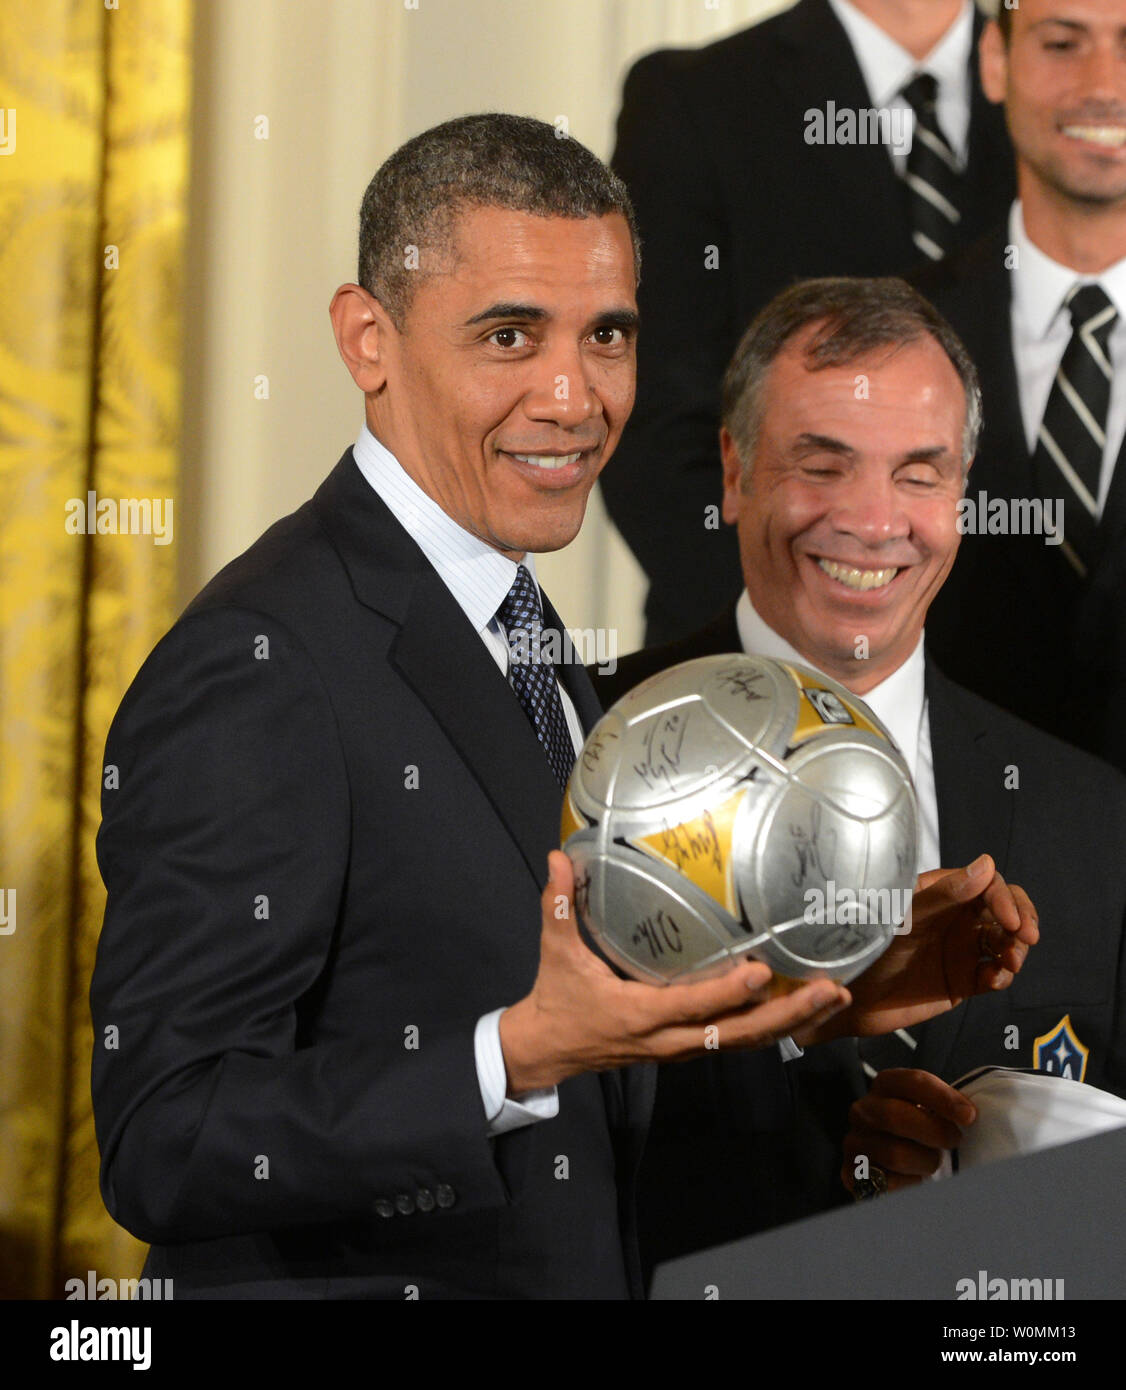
[329,283,395,393]
[979,19,1008,106]
[720,427,746,525]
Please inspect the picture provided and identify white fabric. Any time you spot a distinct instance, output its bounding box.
[953,1066,1126,1169]
[733,590,941,874]
[353,423,569,1133]
[828,0,974,173]
[1008,202,1126,517]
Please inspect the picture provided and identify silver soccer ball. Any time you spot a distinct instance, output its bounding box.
[562,654,918,985]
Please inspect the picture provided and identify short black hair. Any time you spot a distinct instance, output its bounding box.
[721,276,982,475]
[357,113,640,326]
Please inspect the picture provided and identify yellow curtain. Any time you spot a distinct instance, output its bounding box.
[0,0,191,1298]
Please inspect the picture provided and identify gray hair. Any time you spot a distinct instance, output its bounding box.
[720,276,983,479]
[357,113,641,326]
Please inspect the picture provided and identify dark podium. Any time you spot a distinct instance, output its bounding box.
[651,1127,1126,1299]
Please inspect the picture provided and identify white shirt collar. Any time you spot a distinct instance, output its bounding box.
[733,589,927,777]
[828,0,974,110]
[1009,199,1126,342]
[351,423,532,636]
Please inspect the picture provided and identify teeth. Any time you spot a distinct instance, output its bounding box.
[817,558,899,591]
[1063,125,1126,148]
[512,453,581,469]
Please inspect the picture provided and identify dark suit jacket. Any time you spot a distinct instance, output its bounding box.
[603,0,1015,646]
[91,449,655,1300]
[913,226,1126,774]
[594,604,1126,1277]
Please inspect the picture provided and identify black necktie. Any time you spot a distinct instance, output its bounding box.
[901,73,963,262]
[1033,282,1117,576]
[496,565,575,789]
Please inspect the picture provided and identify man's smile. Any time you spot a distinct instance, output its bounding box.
[1060,122,1126,152]
[510,452,582,469]
[814,557,901,591]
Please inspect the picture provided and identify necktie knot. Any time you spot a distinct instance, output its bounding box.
[1065,282,1117,341]
[901,71,939,118]
[497,563,543,640]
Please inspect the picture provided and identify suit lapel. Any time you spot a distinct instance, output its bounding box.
[962,10,1016,241]
[915,658,1015,1077]
[313,450,565,886]
[957,229,1029,498]
[1096,430,1126,553]
[768,0,913,258]
[391,572,564,885]
[542,590,603,733]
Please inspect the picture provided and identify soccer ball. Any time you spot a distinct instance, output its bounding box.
[561,654,918,986]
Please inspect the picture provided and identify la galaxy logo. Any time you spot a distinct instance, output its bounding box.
[807,688,854,725]
[1033,1015,1089,1082]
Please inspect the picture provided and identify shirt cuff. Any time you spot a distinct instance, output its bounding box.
[778,1035,804,1062]
[475,1008,560,1137]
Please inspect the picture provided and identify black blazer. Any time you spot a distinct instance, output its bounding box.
[914,226,1126,774]
[594,605,1126,1274]
[91,449,655,1300]
[602,0,1015,646]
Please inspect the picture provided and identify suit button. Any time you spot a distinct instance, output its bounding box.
[435,1183,456,1209]
[375,1198,394,1219]
[395,1193,416,1216]
[416,1187,436,1213]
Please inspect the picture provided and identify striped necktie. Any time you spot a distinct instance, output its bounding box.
[1032,282,1117,576]
[496,564,575,790]
[901,73,963,262]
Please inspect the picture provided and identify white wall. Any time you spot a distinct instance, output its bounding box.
[181,0,788,653]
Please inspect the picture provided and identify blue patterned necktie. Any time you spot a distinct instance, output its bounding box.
[496,565,575,789]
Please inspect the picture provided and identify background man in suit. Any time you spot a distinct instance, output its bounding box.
[596,277,1124,1275]
[920,0,1126,773]
[89,118,1029,1299]
[605,0,1014,646]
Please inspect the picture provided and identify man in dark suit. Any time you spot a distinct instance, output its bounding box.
[604,0,1015,645]
[91,117,1021,1299]
[595,276,1124,1274]
[917,0,1126,773]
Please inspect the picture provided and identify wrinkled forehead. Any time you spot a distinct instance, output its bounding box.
[761,332,966,450]
[439,205,638,293]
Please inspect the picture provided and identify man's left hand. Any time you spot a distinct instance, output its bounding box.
[794,854,1038,1045]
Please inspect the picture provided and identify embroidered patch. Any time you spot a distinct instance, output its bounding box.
[1032,1015,1089,1082]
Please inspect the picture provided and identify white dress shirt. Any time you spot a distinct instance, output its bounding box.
[734,590,942,874]
[1008,201,1126,516]
[352,423,572,1135]
[828,0,974,174]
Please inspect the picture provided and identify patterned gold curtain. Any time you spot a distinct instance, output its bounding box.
[0,0,191,1298]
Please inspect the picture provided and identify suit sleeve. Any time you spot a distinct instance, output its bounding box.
[604,50,742,640]
[91,605,512,1243]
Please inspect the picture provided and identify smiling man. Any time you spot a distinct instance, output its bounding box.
[919,0,1126,771]
[716,288,971,699]
[595,275,1126,1278]
[89,119,1038,1301]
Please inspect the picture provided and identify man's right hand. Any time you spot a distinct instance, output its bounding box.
[498,850,852,1094]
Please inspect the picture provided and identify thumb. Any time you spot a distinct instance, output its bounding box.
[925,853,994,904]
[542,849,578,933]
